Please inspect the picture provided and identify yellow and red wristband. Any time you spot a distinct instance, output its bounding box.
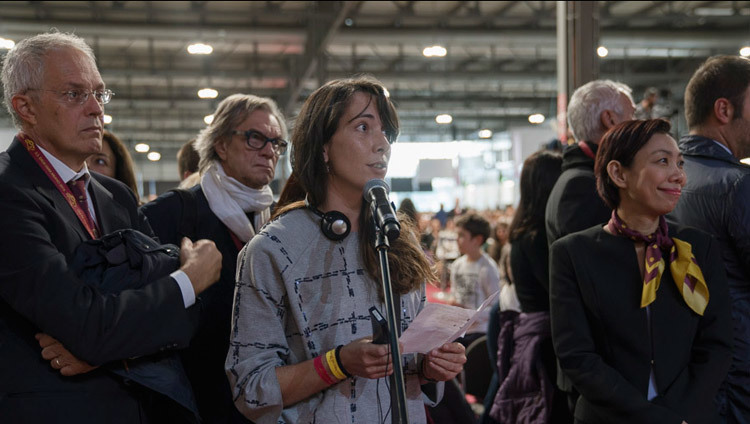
[313,355,337,386]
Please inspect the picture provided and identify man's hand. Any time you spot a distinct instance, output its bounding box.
[179,237,222,295]
[36,333,98,377]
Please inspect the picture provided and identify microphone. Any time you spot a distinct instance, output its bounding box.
[363,179,400,242]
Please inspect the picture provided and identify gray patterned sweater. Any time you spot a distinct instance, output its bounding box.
[226,208,439,423]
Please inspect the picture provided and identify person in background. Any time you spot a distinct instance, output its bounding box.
[397,197,418,225]
[86,129,139,202]
[141,93,287,424]
[177,138,201,189]
[449,213,500,345]
[634,87,659,120]
[0,31,221,423]
[486,220,508,264]
[487,150,567,423]
[550,119,732,423]
[225,76,464,423]
[546,80,635,246]
[544,80,635,415]
[669,55,750,422]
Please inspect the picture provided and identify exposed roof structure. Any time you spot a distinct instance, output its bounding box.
[2,1,750,159]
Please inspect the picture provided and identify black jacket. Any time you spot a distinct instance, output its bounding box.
[0,137,199,423]
[550,224,732,424]
[545,143,610,247]
[140,185,253,424]
[668,134,750,421]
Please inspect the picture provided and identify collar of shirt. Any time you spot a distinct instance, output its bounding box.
[710,139,733,156]
[36,144,92,189]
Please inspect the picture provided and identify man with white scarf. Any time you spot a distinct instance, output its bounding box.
[141,93,287,424]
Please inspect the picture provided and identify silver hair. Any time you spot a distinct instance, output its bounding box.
[1,31,96,129]
[195,93,288,173]
[566,80,633,144]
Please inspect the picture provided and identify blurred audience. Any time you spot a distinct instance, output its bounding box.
[177,138,201,189]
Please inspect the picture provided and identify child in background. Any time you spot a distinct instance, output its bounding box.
[450,213,501,346]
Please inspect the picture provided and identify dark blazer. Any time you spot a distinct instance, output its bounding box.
[550,224,732,424]
[141,186,252,424]
[0,137,198,423]
[545,143,610,247]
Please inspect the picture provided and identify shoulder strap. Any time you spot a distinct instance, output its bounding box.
[169,188,198,241]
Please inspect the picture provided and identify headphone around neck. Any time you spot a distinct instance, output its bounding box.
[305,197,351,241]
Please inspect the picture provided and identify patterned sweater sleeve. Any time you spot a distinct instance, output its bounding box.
[226,234,290,423]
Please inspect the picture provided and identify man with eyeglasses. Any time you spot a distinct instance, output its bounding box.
[140,93,288,424]
[0,32,222,423]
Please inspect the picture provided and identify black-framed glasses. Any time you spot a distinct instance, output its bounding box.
[28,88,114,106]
[230,129,288,155]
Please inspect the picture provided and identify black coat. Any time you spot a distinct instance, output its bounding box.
[0,137,198,423]
[550,224,732,424]
[669,134,750,421]
[545,143,610,247]
[140,185,253,424]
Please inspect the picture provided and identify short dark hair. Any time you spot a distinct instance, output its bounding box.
[177,138,200,179]
[595,119,672,209]
[684,55,750,129]
[455,213,491,244]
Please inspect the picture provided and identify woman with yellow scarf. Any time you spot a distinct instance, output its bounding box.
[549,119,732,423]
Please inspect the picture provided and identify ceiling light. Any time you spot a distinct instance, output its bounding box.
[741,47,750,57]
[597,46,609,58]
[528,113,545,124]
[147,152,161,161]
[0,37,14,50]
[741,157,750,165]
[435,114,453,124]
[423,45,447,58]
[187,43,213,55]
[102,114,112,125]
[204,114,214,125]
[134,143,150,153]
[478,129,493,139]
[198,88,218,99]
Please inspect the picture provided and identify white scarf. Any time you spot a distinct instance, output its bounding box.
[201,161,272,243]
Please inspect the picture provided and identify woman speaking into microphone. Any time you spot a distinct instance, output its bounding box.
[225,76,466,423]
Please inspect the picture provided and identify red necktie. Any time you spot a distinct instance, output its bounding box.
[67,177,100,238]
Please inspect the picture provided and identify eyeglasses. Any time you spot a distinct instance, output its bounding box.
[230,129,288,155]
[28,88,114,106]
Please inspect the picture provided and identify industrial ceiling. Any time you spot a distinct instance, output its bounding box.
[1,1,750,160]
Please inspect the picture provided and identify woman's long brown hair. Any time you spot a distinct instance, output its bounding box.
[275,76,435,300]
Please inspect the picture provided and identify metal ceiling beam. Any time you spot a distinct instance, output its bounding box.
[281,1,356,114]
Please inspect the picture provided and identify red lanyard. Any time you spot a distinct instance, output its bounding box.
[20,134,99,239]
[578,141,596,160]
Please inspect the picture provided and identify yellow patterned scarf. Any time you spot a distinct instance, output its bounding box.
[607,211,709,315]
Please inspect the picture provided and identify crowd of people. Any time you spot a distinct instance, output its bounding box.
[0,30,748,424]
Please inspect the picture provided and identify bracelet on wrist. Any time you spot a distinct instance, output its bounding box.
[325,349,347,381]
[313,355,337,385]
[334,345,352,378]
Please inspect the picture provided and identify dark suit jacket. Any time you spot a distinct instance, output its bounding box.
[550,224,732,424]
[141,186,251,424]
[0,137,198,423]
[545,143,611,247]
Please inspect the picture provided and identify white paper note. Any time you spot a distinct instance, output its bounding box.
[400,290,500,354]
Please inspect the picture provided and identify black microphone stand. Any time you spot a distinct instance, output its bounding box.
[372,216,410,424]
